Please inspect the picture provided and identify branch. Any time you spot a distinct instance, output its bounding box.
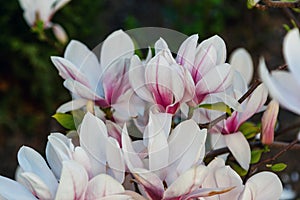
[261,0,300,8]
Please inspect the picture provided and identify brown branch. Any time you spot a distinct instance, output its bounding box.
[261,0,300,8]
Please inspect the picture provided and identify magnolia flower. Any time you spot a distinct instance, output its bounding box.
[129,38,195,114]
[201,158,283,200]
[52,30,143,123]
[18,0,70,28]
[176,34,233,106]
[259,28,300,115]
[261,99,279,145]
[121,112,232,199]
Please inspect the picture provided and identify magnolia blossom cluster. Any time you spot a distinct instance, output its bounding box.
[0,27,293,199]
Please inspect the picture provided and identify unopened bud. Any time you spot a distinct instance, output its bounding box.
[52,23,68,44]
[261,100,279,145]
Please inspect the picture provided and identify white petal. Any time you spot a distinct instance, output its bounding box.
[85,174,125,199]
[239,172,283,200]
[225,132,251,170]
[79,112,108,176]
[177,34,198,73]
[259,58,300,115]
[154,38,169,54]
[284,28,300,85]
[230,48,253,84]
[0,175,37,200]
[56,99,87,113]
[129,55,154,102]
[73,147,92,178]
[18,146,58,197]
[100,30,134,70]
[19,172,52,200]
[163,165,208,199]
[52,23,68,44]
[106,137,125,183]
[55,161,88,200]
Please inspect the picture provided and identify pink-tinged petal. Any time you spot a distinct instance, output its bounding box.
[213,166,243,199]
[261,100,279,145]
[168,120,207,174]
[51,56,90,88]
[177,34,198,73]
[85,174,125,200]
[146,52,185,107]
[182,187,235,199]
[229,48,253,84]
[46,132,74,179]
[132,168,164,200]
[181,68,196,103]
[106,120,122,145]
[52,23,68,44]
[194,41,217,82]
[73,147,92,179]
[100,30,134,70]
[18,146,58,197]
[0,175,37,200]
[99,194,137,200]
[154,38,169,54]
[239,84,268,126]
[56,99,87,113]
[55,161,88,200]
[259,59,300,115]
[225,132,250,170]
[239,172,283,200]
[163,165,208,199]
[106,137,125,183]
[79,112,108,176]
[124,190,148,200]
[53,0,71,12]
[63,79,104,102]
[18,172,52,200]
[129,55,154,102]
[121,125,144,170]
[284,28,300,85]
[198,35,226,65]
[195,63,233,103]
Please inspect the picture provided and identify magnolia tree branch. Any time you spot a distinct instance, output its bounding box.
[259,0,300,8]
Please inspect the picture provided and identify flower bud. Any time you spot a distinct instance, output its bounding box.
[52,24,68,44]
[261,100,279,145]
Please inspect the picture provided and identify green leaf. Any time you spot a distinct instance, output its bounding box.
[268,163,287,172]
[197,102,232,115]
[228,161,248,176]
[239,122,260,139]
[52,113,76,130]
[251,149,264,164]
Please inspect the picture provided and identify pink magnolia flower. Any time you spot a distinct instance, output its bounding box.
[201,158,283,200]
[52,30,143,123]
[176,34,233,106]
[121,112,232,199]
[129,38,195,114]
[259,28,300,115]
[261,99,279,145]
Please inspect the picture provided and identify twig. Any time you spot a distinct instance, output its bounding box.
[261,0,300,8]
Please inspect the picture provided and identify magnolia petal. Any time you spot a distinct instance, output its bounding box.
[239,172,283,200]
[229,48,253,84]
[261,100,279,145]
[100,30,134,70]
[63,79,103,102]
[53,0,71,12]
[55,161,88,200]
[79,112,108,176]
[56,99,87,113]
[18,146,58,197]
[132,168,164,200]
[52,23,68,44]
[46,132,74,178]
[182,187,235,200]
[106,137,125,183]
[177,34,198,73]
[0,175,37,200]
[85,174,125,200]
[129,55,154,102]
[19,172,52,200]
[163,165,208,199]
[73,147,92,179]
[259,58,300,115]
[225,132,250,170]
[121,124,144,170]
[283,28,300,85]
[239,84,268,125]
[195,63,233,100]
[154,38,169,54]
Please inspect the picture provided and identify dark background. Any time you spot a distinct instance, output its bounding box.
[0,0,298,198]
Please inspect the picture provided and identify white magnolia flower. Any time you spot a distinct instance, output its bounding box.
[259,28,300,115]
